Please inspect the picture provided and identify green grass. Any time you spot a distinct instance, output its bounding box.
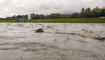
[0,18,105,23]
[0,20,16,23]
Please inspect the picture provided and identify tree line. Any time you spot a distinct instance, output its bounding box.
[6,7,105,20]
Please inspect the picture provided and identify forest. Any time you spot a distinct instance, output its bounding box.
[7,7,105,20]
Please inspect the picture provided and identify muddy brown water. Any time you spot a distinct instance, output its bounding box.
[0,23,105,60]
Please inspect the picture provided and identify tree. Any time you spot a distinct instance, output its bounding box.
[47,13,62,19]
[30,13,35,19]
[101,7,105,17]
[39,15,45,19]
[81,8,91,18]
[91,7,101,17]
[12,15,16,18]
[81,8,85,17]
[71,13,81,18]
[24,15,28,19]
[30,13,45,19]
[85,8,91,18]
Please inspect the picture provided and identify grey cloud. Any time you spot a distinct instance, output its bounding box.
[0,0,105,17]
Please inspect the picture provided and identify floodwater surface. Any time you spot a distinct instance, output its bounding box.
[0,23,105,60]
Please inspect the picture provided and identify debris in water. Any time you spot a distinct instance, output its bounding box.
[80,34,90,38]
[94,36,105,41]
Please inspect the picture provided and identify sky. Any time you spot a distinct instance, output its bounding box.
[0,0,105,17]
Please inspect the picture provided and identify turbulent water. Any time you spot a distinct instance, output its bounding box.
[0,23,105,60]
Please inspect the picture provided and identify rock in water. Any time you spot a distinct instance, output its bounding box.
[36,28,44,33]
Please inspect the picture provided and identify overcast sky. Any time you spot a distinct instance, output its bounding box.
[0,0,105,17]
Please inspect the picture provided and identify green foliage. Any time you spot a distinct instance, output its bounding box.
[81,7,105,18]
[11,14,28,19]
[2,6,105,20]
[47,13,62,19]
[0,18,105,23]
[91,7,102,17]
[30,13,45,19]
[29,7,105,19]
[101,7,105,16]
[71,13,81,18]
[85,8,91,18]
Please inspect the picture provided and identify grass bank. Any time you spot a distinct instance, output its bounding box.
[0,18,105,23]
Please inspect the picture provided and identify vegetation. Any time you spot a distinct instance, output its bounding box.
[26,18,105,23]
[2,6,104,20]
[29,7,105,19]
[0,7,105,23]
[6,15,28,20]
[0,18,105,23]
